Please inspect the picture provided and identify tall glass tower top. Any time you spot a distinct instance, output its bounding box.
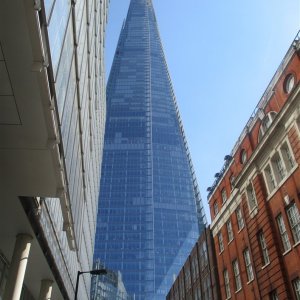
[94,0,207,299]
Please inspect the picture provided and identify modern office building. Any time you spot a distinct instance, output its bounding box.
[166,227,220,300]
[93,0,207,299]
[0,0,108,299]
[208,32,300,299]
[91,260,132,300]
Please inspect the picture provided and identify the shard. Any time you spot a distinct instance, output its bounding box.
[93,0,207,299]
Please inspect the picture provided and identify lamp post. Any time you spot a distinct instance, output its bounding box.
[74,269,107,300]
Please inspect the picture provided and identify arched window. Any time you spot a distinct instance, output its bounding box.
[240,149,247,164]
[258,111,277,142]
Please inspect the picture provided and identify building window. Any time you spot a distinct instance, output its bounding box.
[258,231,270,266]
[258,112,277,142]
[193,257,199,282]
[240,149,247,164]
[293,277,300,300]
[227,219,234,243]
[185,268,191,289]
[230,175,235,190]
[199,241,208,271]
[286,203,300,244]
[262,114,272,133]
[243,248,254,282]
[179,276,184,299]
[232,259,242,291]
[263,142,296,195]
[202,276,212,300]
[236,206,244,230]
[191,257,199,282]
[281,143,295,171]
[264,165,276,193]
[223,269,231,299]
[214,202,219,216]
[276,213,291,252]
[221,188,227,204]
[270,290,279,300]
[194,286,201,300]
[284,73,296,94]
[218,232,224,253]
[246,183,257,212]
[191,258,196,283]
[272,154,286,182]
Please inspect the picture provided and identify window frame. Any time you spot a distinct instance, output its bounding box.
[286,203,300,244]
[194,286,201,300]
[230,175,235,190]
[293,277,300,300]
[264,164,276,193]
[221,188,227,204]
[258,111,277,142]
[283,73,296,94]
[214,201,219,216]
[236,206,244,231]
[185,267,191,289]
[269,290,279,300]
[232,259,242,292]
[258,231,270,266]
[272,153,286,182]
[240,149,247,164]
[246,183,258,212]
[199,241,208,271]
[281,142,295,171]
[223,269,231,299]
[218,231,224,253]
[226,219,234,243]
[243,248,254,282]
[263,140,297,196]
[276,213,291,252]
[191,256,199,282]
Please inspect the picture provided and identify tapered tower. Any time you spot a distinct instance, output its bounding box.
[94,0,207,299]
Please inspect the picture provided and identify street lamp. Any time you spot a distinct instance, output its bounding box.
[75,269,107,300]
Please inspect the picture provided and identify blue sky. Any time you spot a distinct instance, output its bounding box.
[105,0,300,222]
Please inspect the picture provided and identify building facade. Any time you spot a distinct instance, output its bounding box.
[208,33,300,299]
[91,261,132,300]
[93,0,207,299]
[0,0,108,299]
[166,227,220,300]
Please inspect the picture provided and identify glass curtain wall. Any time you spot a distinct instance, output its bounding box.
[94,0,206,299]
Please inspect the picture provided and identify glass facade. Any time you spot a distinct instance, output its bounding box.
[91,261,132,300]
[94,0,206,299]
[42,0,108,298]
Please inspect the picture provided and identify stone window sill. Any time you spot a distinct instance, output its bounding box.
[261,262,271,270]
[228,239,234,245]
[237,226,244,233]
[293,241,300,248]
[282,248,292,256]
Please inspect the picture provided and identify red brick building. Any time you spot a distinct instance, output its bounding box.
[166,228,220,300]
[208,33,300,299]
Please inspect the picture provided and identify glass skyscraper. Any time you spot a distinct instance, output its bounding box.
[94,0,206,299]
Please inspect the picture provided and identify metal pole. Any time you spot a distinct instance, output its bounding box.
[74,269,106,299]
[74,271,81,300]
